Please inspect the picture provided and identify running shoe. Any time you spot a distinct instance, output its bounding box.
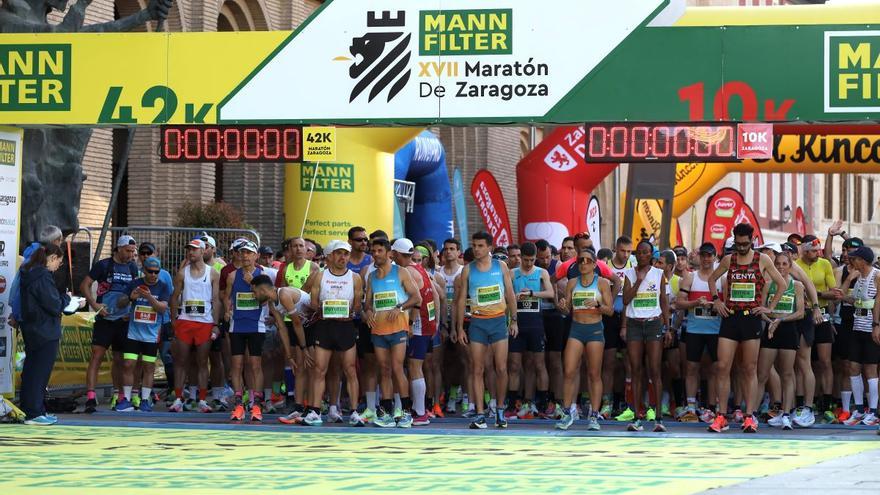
[653,420,667,433]
[551,403,565,420]
[484,391,491,406]
[432,403,445,419]
[823,409,837,424]
[661,403,671,418]
[487,405,497,421]
[861,412,880,426]
[645,407,657,422]
[361,408,377,423]
[627,419,644,432]
[23,415,56,426]
[349,411,366,427]
[742,415,758,433]
[328,409,344,424]
[184,399,197,412]
[598,404,613,420]
[699,408,716,424]
[230,404,245,422]
[164,391,175,408]
[615,408,635,422]
[758,400,770,417]
[732,409,745,424]
[84,398,97,414]
[264,401,277,414]
[844,410,865,426]
[555,412,575,431]
[494,413,508,429]
[168,398,184,413]
[271,393,286,409]
[109,394,118,410]
[373,412,397,428]
[392,407,404,420]
[469,415,487,429]
[139,400,153,413]
[198,400,213,413]
[114,399,134,412]
[708,414,729,433]
[504,406,519,420]
[768,412,785,427]
[781,414,793,430]
[586,415,601,431]
[303,410,323,426]
[794,408,816,428]
[279,411,303,425]
[213,398,230,412]
[249,404,263,422]
[517,402,534,420]
[837,409,852,423]
[680,410,699,423]
[397,413,413,428]
[412,413,431,426]
[462,408,478,419]
[673,406,687,420]
[131,394,141,410]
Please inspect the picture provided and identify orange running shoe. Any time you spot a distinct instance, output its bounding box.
[837,409,851,423]
[708,414,729,433]
[432,403,445,418]
[742,415,758,433]
[250,403,263,422]
[230,403,245,422]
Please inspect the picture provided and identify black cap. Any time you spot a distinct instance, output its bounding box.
[801,234,819,244]
[258,246,274,256]
[698,242,716,255]
[781,242,798,254]
[138,242,156,255]
[843,237,865,249]
[673,246,688,257]
[787,233,804,245]
[851,246,875,264]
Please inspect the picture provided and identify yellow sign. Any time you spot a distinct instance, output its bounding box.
[303,127,337,162]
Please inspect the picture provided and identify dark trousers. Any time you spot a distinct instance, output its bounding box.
[19,338,59,419]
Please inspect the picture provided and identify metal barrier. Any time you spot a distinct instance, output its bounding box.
[84,226,261,268]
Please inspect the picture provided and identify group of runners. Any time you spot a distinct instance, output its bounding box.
[77,222,880,433]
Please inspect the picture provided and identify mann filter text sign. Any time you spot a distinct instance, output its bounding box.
[825,31,880,112]
[0,44,70,111]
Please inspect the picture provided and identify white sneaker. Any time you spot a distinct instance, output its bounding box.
[168,398,184,413]
[793,408,815,428]
[349,411,365,427]
[328,409,344,423]
[197,400,213,413]
[303,410,323,426]
[844,410,866,426]
[861,412,880,426]
[768,413,785,427]
[781,414,793,430]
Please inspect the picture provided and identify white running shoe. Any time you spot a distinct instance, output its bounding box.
[781,415,793,430]
[303,410,323,426]
[328,409,344,424]
[168,398,184,413]
[197,400,213,413]
[793,408,815,428]
[768,413,785,428]
[349,411,365,427]
[844,410,866,426]
[861,412,879,426]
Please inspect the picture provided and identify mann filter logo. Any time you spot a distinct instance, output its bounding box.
[349,11,412,103]
[420,9,512,55]
[301,163,354,193]
[0,139,16,166]
[0,44,71,111]
[825,31,880,112]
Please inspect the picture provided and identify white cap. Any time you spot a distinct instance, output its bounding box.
[723,237,735,250]
[116,235,136,248]
[186,239,206,250]
[391,238,414,254]
[200,234,217,248]
[239,241,258,253]
[758,242,783,254]
[324,239,352,255]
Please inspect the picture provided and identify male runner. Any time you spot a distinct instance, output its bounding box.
[456,232,519,429]
[559,237,576,263]
[605,236,634,418]
[346,226,378,421]
[842,246,880,427]
[440,238,468,415]
[506,244,522,270]
[200,234,226,273]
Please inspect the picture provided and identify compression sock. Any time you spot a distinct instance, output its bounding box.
[366,391,377,411]
[850,376,865,409]
[284,367,295,397]
[842,391,853,412]
[868,378,879,411]
[412,379,426,416]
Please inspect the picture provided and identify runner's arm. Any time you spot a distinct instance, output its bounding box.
[675,273,701,310]
[398,268,422,311]
[660,275,670,328]
[169,268,184,323]
[353,274,365,315]
[534,269,555,299]
[708,256,730,300]
[269,304,294,361]
[762,254,788,311]
[456,267,469,334]
[308,271,322,312]
[211,270,222,326]
[598,278,614,316]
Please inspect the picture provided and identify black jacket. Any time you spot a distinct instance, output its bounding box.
[20,266,69,346]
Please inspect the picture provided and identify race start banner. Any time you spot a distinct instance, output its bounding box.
[0,126,22,395]
[471,169,512,247]
[702,187,764,253]
[0,1,877,125]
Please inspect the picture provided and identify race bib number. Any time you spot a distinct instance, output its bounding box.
[516,297,541,313]
[134,305,157,324]
[427,301,437,321]
[692,306,718,319]
[633,292,659,309]
[476,285,503,306]
[572,290,597,310]
[730,283,756,302]
[184,300,206,315]
[773,295,795,314]
[374,291,399,311]
[855,298,875,310]
[323,299,350,319]
[236,292,258,310]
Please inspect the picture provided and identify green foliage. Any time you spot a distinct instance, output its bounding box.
[174,201,245,229]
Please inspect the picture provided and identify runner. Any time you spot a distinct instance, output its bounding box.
[621,240,671,432]
[224,240,268,422]
[832,236,864,422]
[346,226,377,422]
[396,239,440,426]
[556,248,613,431]
[676,242,724,423]
[80,235,140,413]
[416,242,448,419]
[440,239,469,416]
[506,244,521,270]
[708,223,788,433]
[842,246,880,427]
[199,234,226,273]
[169,239,221,413]
[604,236,633,419]
[114,257,171,413]
[656,249,684,419]
[364,238,421,428]
[258,246,275,269]
[757,252,804,430]
[304,240,364,426]
[456,231,519,429]
[507,242,553,421]
[560,237,576,263]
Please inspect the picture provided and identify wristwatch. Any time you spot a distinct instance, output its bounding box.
[711,295,719,301]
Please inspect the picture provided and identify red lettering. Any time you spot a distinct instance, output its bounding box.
[713,81,758,121]
[763,99,796,121]
[678,82,705,121]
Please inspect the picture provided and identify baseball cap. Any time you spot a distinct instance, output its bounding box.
[781,242,799,254]
[758,242,783,254]
[138,242,156,255]
[673,246,688,257]
[324,239,352,255]
[230,238,249,251]
[239,241,258,253]
[186,239,206,250]
[787,233,804,246]
[143,257,161,270]
[391,238,415,254]
[200,234,217,248]
[801,235,821,251]
[843,237,865,249]
[258,246,274,256]
[698,242,717,255]
[117,235,137,248]
[851,246,875,264]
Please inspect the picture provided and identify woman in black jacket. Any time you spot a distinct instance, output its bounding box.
[19,243,71,425]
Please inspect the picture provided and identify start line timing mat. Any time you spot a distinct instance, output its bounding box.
[0,423,875,494]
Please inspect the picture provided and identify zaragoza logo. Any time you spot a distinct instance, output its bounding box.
[348,11,412,103]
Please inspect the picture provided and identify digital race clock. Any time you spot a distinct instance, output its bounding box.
[584,123,739,162]
[160,125,303,163]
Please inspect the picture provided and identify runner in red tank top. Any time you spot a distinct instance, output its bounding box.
[707,223,788,434]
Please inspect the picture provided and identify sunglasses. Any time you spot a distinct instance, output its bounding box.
[734,241,752,247]
[351,237,368,243]
[578,257,595,264]
[144,269,160,275]
[574,232,591,240]
[139,251,154,256]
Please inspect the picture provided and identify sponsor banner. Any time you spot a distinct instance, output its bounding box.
[453,167,470,250]
[517,125,616,248]
[634,199,683,247]
[702,187,764,254]
[795,206,809,236]
[303,127,337,162]
[586,196,602,251]
[471,170,512,247]
[0,126,20,395]
[737,123,774,159]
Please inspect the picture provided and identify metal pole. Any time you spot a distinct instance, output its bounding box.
[94,130,136,261]
[613,166,620,241]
